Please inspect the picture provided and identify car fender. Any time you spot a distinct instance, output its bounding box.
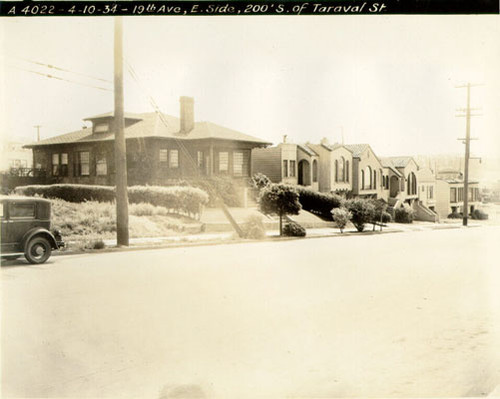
[22,228,58,251]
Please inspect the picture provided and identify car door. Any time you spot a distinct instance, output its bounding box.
[6,201,38,252]
[0,201,11,252]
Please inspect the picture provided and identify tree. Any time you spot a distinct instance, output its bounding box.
[331,207,352,233]
[259,183,301,235]
[345,198,375,232]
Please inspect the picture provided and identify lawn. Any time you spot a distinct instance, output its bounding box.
[50,199,202,249]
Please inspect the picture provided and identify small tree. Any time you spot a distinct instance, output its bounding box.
[259,184,301,235]
[331,207,352,233]
[345,198,375,232]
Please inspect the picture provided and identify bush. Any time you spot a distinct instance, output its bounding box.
[283,220,306,237]
[448,211,463,219]
[331,207,352,233]
[14,184,209,218]
[395,206,415,223]
[471,209,489,220]
[241,215,266,239]
[251,173,271,191]
[345,198,375,232]
[295,186,344,220]
[380,212,392,223]
[259,184,301,236]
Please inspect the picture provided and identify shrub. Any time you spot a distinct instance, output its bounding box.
[295,186,344,220]
[14,184,209,219]
[283,220,306,237]
[345,198,375,232]
[471,209,489,220]
[380,211,392,223]
[259,184,301,236]
[395,206,414,223]
[251,173,271,191]
[331,207,352,233]
[448,211,463,219]
[91,239,106,250]
[241,215,266,239]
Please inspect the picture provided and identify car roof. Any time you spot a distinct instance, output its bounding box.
[0,195,51,204]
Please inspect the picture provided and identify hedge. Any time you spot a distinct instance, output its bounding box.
[14,184,209,218]
[295,186,344,220]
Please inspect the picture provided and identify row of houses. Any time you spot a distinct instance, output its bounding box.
[24,96,480,221]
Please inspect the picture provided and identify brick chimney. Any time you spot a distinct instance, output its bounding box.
[180,96,194,133]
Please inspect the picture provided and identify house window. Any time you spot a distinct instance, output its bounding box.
[313,160,318,182]
[429,186,434,199]
[335,160,339,182]
[52,153,60,176]
[364,166,372,189]
[219,152,229,172]
[74,151,90,176]
[450,187,457,203]
[346,161,349,182]
[339,157,345,182]
[94,123,109,133]
[373,170,377,189]
[197,151,204,168]
[159,149,168,164]
[169,150,179,168]
[96,155,107,176]
[290,160,296,177]
[283,160,288,178]
[233,152,244,176]
[61,153,68,176]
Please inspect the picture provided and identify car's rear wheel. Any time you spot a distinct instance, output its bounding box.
[25,237,52,264]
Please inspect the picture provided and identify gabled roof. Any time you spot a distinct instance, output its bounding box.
[297,144,318,157]
[25,112,271,148]
[381,156,418,169]
[344,144,372,158]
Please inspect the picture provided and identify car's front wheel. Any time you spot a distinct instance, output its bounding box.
[25,237,52,264]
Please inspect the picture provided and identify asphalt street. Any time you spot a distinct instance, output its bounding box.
[2,226,500,398]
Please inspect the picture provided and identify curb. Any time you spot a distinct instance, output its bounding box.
[48,222,470,257]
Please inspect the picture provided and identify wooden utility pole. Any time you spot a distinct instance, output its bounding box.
[114,16,129,246]
[33,125,42,141]
[456,83,482,227]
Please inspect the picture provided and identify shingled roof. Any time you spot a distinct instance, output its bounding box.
[381,156,418,169]
[25,112,271,148]
[343,144,372,158]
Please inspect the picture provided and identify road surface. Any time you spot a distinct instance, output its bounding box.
[2,226,500,398]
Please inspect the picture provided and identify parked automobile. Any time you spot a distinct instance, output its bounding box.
[1,196,64,264]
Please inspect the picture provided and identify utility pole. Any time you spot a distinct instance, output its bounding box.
[455,83,482,227]
[114,16,129,246]
[33,125,42,141]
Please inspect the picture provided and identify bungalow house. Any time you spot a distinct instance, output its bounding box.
[24,97,271,186]
[416,168,437,212]
[344,144,385,199]
[251,137,320,190]
[307,139,353,195]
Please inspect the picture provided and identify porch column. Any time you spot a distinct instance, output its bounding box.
[209,143,214,177]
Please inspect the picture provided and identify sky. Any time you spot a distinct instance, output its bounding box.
[1,15,499,158]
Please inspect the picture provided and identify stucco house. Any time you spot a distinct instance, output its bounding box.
[307,139,353,195]
[251,138,319,190]
[344,144,385,199]
[380,157,420,207]
[24,97,271,186]
[435,176,481,219]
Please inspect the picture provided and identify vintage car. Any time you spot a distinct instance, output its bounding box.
[0,196,64,264]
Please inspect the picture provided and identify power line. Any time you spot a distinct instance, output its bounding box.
[10,55,112,84]
[8,65,113,92]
